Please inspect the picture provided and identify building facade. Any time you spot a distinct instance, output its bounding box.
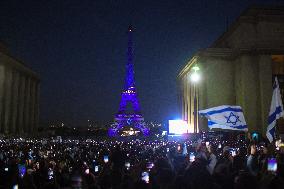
[178,6,284,136]
[0,42,40,136]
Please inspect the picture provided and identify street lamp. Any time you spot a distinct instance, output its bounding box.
[190,65,200,133]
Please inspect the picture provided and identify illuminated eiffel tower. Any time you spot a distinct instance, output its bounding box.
[108,26,149,137]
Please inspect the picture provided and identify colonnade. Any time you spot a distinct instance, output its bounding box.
[0,67,39,135]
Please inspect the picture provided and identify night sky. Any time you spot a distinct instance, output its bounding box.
[0,0,283,127]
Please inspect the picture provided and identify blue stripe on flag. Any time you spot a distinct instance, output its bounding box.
[207,121,216,126]
[208,121,224,126]
[268,106,283,125]
[269,126,275,138]
[230,125,247,129]
[200,107,243,116]
[208,120,247,130]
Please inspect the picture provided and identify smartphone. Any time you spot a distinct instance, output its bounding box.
[28,151,32,159]
[166,148,169,152]
[205,142,209,147]
[92,160,96,170]
[177,145,181,152]
[36,162,40,169]
[85,168,90,174]
[4,167,8,172]
[48,168,54,180]
[103,155,109,163]
[95,166,99,172]
[218,143,222,149]
[230,148,236,157]
[18,164,26,178]
[189,152,195,162]
[267,158,277,172]
[12,185,18,189]
[125,162,130,169]
[141,171,149,183]
[146,162,154,169]
[252,133,259,141]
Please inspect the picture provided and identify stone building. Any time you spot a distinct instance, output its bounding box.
[0,42,40,135]
[178,6,284,135]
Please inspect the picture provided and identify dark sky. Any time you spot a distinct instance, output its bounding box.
[0,0,283,127]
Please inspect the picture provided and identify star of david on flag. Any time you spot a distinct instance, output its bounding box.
[199,105,248,131]
[266,77,284,143]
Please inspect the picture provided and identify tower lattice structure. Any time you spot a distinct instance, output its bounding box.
[108,26,149,136]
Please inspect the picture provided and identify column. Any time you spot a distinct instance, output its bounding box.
[3,69,12,134]
[258,55,273,136]
[181,79,185,120]
[184,77,188,121]
[199,62,208,132]
[196,84,200,133]
[0,66,5,133]
[23,77,31,134]
[11,72,19,134]
[238,55,261,132]
[190,79,194,128]
[188,75,192,128]
[17,75,26,134]
[185,74,190,125]
[186,73,194,133]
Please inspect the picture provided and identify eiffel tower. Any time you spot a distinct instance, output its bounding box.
[108,26,149,137]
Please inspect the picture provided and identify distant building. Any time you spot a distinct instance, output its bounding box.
[178,6,284,136]
[0,42,40,135]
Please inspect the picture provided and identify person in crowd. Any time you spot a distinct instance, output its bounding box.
[247,144,259,176]
[214,146,233,174]
[206,144,217,175]
[234,171,258,189]
[232,147,247,173]
[213,146,234,189]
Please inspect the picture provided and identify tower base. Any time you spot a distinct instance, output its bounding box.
[108,114,149,137]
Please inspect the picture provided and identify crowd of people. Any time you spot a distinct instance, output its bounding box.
[0,134,284,189]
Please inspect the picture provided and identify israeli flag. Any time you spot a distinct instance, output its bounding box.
[266,77,284,143]
[199,105,248,131]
